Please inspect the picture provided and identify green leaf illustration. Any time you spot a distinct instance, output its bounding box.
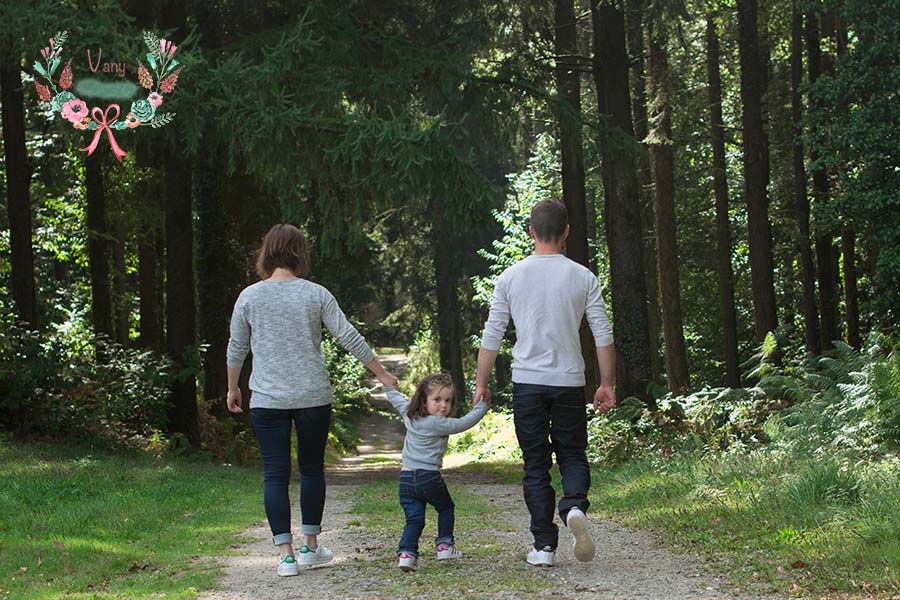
[49,58,60,76]
[147,52,157,70]
[149,112,175,128]
[164,58,179,74]
[34,61,48,79]
[143,31,162,62]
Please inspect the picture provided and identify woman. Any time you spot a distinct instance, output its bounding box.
[226,224,398,577]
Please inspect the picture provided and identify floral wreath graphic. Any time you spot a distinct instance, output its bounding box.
[33,30,181,162]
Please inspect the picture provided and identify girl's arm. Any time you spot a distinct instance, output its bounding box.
[384,387,409,416]
[425,401,489,436]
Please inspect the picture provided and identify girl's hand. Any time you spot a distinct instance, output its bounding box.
[226,389,243,413]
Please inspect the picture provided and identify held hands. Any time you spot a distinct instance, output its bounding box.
[377,371,399,390]
[473,385,491,409]
[593,384,616,415]
[226,388,243,413]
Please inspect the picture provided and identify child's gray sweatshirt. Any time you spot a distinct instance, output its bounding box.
[226,279,375,409]
[385,388,488,471]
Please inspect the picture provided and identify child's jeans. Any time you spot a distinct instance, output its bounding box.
[512,383,590,551]
[251,404,332,546]
[397,469,455,556]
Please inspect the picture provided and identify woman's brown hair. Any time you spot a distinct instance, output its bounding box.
[407,373,455,419]
[256,224,311,279]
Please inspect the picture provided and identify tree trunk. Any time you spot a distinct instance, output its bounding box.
[625,0,661,385]
[555,0,600,400]
[647,26,689,394]
[591,1,652,404]
[112,223,130,347]
[706,13,741,386]
[165,149,199,446]
[789,6,821,357]
[138,228,162,351]
[737,0,778,342]
[842,228,861,348]
[85,147,112,340]
[1,61,38,328]
[431,207,465,403]
[805,11,840,350]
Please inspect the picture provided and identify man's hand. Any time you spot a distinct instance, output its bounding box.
[473,385,491,407]
[226,388,243,413]
[593,384,615,415]
[378,371,399,390]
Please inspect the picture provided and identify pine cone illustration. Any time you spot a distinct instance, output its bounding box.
[35,81,51,101]
[138,63,154,89]
[160,69,180,94]
[59,60,72,89]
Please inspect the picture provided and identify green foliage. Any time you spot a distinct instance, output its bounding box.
[322,334,370,454]
[0,316,173,451]
[399,323,442,397]
[447,409,521,462]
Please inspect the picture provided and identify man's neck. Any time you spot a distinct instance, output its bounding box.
[533,242,564,255]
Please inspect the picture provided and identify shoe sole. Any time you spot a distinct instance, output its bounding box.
[300,556,333,567]
[399,564,418,572]
[436,554,461,560]
[526,559,554,567]
[568,512,596,562]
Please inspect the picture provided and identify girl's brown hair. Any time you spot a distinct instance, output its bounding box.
[256,224,311,279]
[407,373,455,419]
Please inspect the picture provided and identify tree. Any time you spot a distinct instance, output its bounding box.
[591,1,652,403]
[789,4,821,356]
[737,0,778,342]
[647,20,689,393]
[85,148,112,340]
[706,10,741,385]
[1,44,38,328]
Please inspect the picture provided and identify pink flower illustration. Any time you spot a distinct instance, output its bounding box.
[148,92,163,107]
[61,99,89,124]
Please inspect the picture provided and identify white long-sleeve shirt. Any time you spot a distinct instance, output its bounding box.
[480,254,613,387]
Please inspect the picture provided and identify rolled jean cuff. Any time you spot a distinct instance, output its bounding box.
[272,532,293,546]
[435,535,454,545]
[301,523,321,535]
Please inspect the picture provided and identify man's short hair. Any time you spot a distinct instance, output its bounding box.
[529,200,568,242]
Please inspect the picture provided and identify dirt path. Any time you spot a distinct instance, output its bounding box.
[201,358,781,600]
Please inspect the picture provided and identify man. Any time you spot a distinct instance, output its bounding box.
[474,199,616,567]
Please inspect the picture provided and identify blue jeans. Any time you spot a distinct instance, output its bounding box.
[251,404,332,546]
[397,469,455,556]
[513,383,590,550]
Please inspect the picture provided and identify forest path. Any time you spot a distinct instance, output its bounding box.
[200,355,779,600]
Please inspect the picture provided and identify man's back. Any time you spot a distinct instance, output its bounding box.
[480,254,612,387]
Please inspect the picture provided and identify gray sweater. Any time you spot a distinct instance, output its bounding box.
[226,279,375,409]
[480,254,614,387]
[385,388,488,471]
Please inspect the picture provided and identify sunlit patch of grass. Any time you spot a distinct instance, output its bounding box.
[0,438,263,600]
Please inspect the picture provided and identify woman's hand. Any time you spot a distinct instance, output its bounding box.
[226,388,243,413]
[378,371,399,390]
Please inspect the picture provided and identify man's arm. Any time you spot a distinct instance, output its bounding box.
[594,344,616,414]
[474,275,510,405]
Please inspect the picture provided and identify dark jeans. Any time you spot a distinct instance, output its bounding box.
[513,382,590,550]
[251,404,332,546]
[397,469,455,556]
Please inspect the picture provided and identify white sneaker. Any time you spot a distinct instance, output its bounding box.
[276,554,299,577]
[298,544,333,566]
[526,545,555,567]
[566,508,595,562]
[398,552,419,572]
[436,542,461,560]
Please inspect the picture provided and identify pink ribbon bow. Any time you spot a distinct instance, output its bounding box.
[81,105,128,162]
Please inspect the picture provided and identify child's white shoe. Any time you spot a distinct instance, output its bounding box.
[298,544,333,566]
[566,507,596,562]
[435,542,461,559]
[526,545,555,567]
[276,554,299,577]
[398,552,419,572]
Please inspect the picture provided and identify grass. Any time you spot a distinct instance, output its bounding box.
[347,476,545,599]
[0,436,264,600]
[588,450,900,599]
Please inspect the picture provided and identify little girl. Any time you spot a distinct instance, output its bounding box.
[385,373,489,572]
